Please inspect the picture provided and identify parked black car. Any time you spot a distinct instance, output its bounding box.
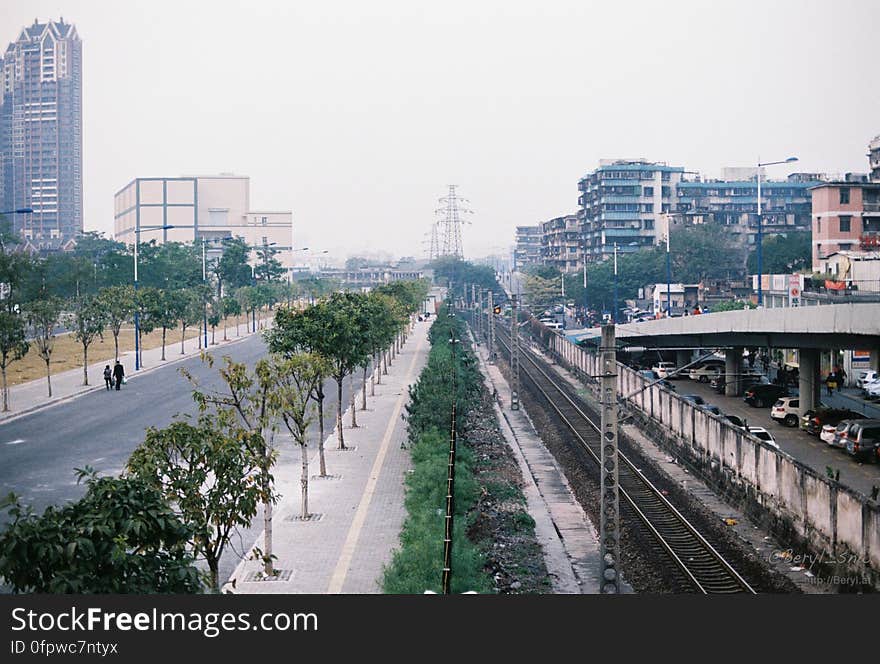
[680,394,706,406]
[743,383,789,408]
[638,369,677,392]
[711,372,767,395]
[803,407,865,437]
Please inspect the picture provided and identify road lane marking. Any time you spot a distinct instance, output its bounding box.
[5,439,25,445]
[326,331,426,594]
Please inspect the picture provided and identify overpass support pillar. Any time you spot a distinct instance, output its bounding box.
[675,350,691,374]
[725,347,743,397]
[799,348,820,416]
[871,349,880,373]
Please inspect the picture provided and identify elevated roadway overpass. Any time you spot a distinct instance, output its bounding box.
[564,303,880,416]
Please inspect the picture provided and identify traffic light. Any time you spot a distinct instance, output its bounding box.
[493,306,502,314]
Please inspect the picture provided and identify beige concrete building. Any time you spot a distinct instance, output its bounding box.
[114,174,294,270]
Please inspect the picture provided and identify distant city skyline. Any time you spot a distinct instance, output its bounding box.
[3,0,878,259]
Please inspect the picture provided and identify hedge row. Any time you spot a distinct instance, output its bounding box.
[382,307,493,594]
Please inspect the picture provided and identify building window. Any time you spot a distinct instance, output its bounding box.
[839,243,852,250]
[262,216,267,225]
[644,219,654,230]
[643,186,653,196]
[816,218,821,233]
[839,215,851,232]
[840,188,850,204]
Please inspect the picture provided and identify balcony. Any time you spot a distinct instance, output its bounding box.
[863,202,880,213]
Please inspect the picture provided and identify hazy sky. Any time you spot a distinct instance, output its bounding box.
[4,0,879,260]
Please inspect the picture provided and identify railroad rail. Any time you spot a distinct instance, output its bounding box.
[490,320,756,594]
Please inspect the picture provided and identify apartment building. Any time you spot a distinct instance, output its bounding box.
[540,214,580,272]
[514,224,541,270]
[811,175,880,269]
[869,135,880,183]
[675,171,820,244]
[0,19,82,250]
[578,160,684,262]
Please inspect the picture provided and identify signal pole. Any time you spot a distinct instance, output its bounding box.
[599,324,620,593]
[510,294,520,410]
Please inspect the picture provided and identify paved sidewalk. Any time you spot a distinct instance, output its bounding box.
[0,318,270,424]
[470,332,601,594]
[226,320,430,594]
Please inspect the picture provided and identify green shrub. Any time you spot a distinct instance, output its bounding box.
[383,306,493,594]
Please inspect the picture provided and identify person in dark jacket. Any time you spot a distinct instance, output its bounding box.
[103,365,113,390]
[112,361,125,391]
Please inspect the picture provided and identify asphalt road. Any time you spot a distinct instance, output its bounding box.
[0,333,356,586]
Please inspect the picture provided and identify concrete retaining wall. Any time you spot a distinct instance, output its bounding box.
[541,328,880,587]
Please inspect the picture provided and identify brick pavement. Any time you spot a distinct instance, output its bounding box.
[226,320,429,594]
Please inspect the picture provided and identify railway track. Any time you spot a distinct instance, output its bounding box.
[490,321,756,594]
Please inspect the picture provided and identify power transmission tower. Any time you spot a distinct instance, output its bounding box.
[434,185,471,259]
[428,221,440,260]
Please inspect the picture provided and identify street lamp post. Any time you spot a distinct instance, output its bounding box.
[133,224,174,370]
[756,156,798,306]
[202,238,209,349]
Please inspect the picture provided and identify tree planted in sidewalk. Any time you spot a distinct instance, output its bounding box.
[154,288,185,361]
[221,295,241,340]
[127,417,267,592]
[181,355,280,578]
[0,311,28,411]
[266,305,332,476]
[134,287,161,369]
[0,469,201,593]
[96,285,135,361]
[269,353,332,519]
[24,298,62,397]
[177,288,205,354]
[208,308,221,345]
[66,294,107,386]
[322,293,371,447]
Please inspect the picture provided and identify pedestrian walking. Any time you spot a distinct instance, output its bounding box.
[836,366,847,391]
[113,360,125,391]
[825,372,837,396]
[103,365,113,391]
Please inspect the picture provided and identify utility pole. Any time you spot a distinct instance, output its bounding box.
[441,322,459,594]
[487,290,495,362]
[510,294,520,410]
[599,324,620,593]
[476,289,483,342]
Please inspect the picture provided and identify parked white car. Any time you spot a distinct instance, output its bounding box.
[770,396,800,427]
[748,426,779,449]
[819,424,839,444]
[857,370,878,389]
[688,362,724,383]
[865,380,880,398]
[652,361,678,379]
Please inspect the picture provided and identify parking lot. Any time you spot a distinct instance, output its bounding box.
[671,377,880,497]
